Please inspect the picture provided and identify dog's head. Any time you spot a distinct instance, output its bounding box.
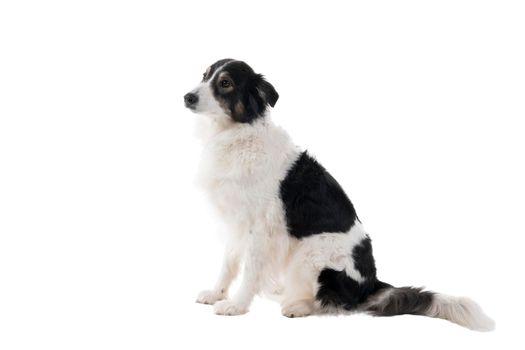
[184,59,278,124]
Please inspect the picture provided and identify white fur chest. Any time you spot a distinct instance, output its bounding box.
[196,118,300,228]
[198,125,267,222]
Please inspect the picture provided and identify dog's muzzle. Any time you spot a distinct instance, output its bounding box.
[184,92,198,108]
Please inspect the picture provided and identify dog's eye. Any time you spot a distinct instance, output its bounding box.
[220,79,232,88]
[202,72,207,80]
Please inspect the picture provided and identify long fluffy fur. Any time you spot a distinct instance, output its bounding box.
[425,294,495,331]
[185,59,495,331]
[361,286,494,331]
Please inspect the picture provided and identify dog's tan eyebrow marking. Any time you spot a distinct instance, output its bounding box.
[207,60,235,82]
[217,71,231,81]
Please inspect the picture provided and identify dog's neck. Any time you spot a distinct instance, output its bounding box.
[194,112,271,143]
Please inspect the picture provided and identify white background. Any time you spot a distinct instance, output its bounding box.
[1,1,524,349]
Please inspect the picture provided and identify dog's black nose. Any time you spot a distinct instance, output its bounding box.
[184,93,198,107]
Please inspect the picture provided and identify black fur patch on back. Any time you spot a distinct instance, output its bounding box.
[279,151,358,238]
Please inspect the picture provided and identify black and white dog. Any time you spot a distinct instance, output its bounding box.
[184,59,494,331]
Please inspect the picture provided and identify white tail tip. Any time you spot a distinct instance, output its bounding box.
[427,294,495,332]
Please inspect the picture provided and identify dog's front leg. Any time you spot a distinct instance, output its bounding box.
[196,242,243,305]
[214,232,267,316]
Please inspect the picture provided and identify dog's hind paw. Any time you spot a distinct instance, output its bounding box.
[281,300,313,318]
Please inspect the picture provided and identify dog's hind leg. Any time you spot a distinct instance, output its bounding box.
[281,255,318,318]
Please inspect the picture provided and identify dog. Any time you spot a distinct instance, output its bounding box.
[183,59,495,331]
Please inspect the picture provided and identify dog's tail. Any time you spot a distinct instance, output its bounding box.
[361,282,495,332]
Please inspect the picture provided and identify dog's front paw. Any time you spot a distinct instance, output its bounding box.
[196,289,226,305]
[214,300,249,316]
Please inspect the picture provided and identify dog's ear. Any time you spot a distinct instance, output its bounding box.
[257,76,279,108]
[233,74,279,123]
